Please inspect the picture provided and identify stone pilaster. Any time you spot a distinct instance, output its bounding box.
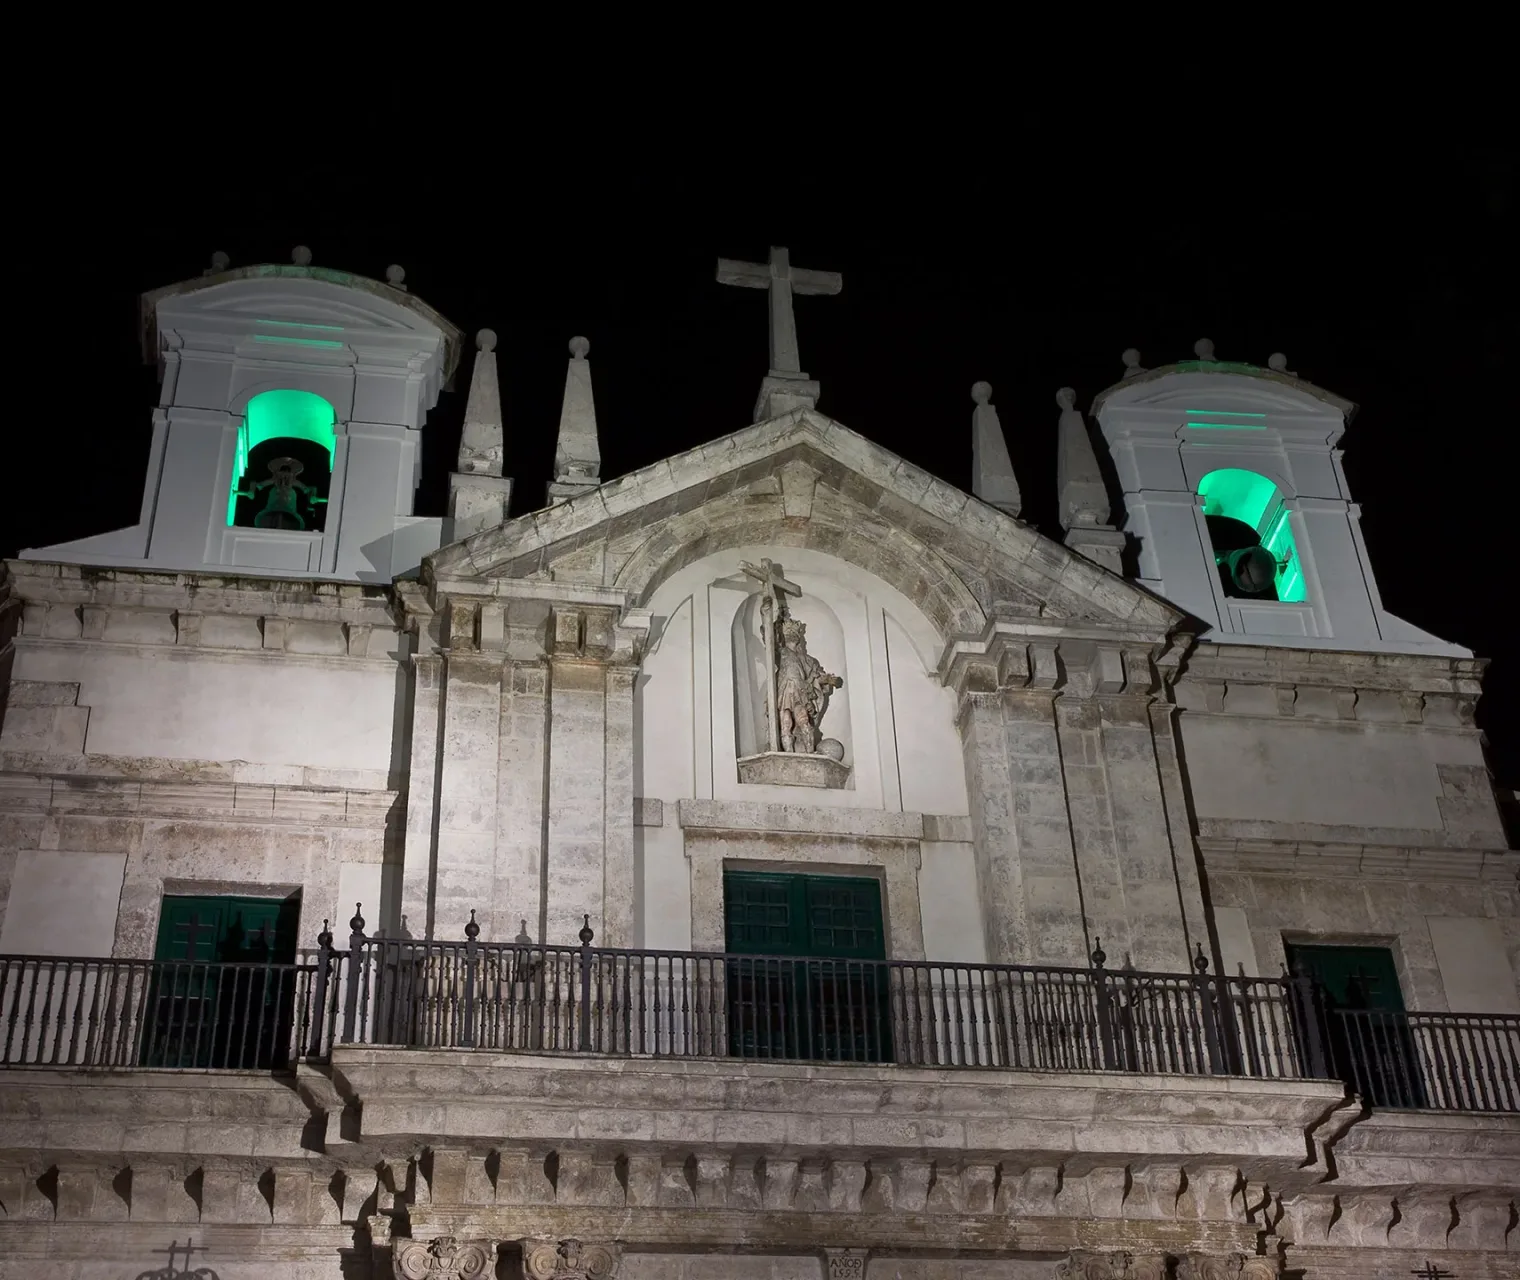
[542,607,644,948]
[959,683,1090,967]
[1058,691,1198,971]
[432,653,505,937]
[494,659,549,942]
[401,654,444,936]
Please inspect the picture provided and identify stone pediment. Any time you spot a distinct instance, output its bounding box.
[425,409,1182,644]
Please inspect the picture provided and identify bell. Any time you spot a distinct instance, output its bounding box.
[1206,514,1279,601]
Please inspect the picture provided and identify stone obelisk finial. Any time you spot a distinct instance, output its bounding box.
[1056,387,1124,573]
[448,329,512,540]
[970,381,1021,518]
[548,336,601,505]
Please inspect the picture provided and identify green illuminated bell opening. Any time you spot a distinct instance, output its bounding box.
[228,390,337,530]
[1198,468,1307,602]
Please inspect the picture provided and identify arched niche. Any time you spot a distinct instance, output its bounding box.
[635,546,967,816]
[228,389,337,532]
[730,587,854,774]
[1198,467,1306,603]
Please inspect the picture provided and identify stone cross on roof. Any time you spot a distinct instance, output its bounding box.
[716,246,842,422]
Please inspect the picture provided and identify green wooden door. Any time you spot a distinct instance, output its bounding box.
[1286,942,1423,1106]
[723,872,890,1062]
[144,896,299,1068]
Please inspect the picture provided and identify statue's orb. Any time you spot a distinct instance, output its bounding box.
[819,738,845,761]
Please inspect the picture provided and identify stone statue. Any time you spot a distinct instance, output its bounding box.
[243,457,324,530]
[775,614,842,755]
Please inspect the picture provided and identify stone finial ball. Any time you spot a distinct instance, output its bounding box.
[569,336,591,359]
[1122,347,1141,368]
[476,328,498,353]
[210,250,230,272]
[1056,387,1077,410]
[971,380,992,404]
[1194,337,1216,361]
[1268,352,1288,371]
[292,245,313,266]
[385,263,406,285]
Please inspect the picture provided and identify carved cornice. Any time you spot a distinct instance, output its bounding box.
[1174,643,1485,728]
[940,620,1167,706]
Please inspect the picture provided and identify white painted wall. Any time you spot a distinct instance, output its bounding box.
[1181,715,1482,833]
[1428,917,1520,1014]
[917,841,986,964]
[0,851,126,956]
[13,646,401,776]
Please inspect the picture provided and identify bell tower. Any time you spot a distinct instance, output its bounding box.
[1091,341,1466,656]
[22,249,464,583]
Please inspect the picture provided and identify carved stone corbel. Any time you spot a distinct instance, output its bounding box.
[521,1238,621,1280]
[393,1235,495,1280]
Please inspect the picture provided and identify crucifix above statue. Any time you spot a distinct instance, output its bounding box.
[716,246,842,422]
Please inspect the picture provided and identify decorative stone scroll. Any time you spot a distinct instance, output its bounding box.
[1175,1255,1279,1280]
[393,1236,495,1280]
[522,1238,621,1280]
[1054,1255,1167,1280]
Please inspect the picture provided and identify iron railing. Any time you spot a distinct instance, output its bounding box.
[0,953,326,1070]
[4,905,1517,1117]
[1329,1008,1520,1112]
[325,912,1315,1082]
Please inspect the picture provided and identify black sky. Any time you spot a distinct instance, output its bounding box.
[10,144,1516,786]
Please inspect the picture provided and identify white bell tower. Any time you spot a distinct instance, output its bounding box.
[1092,341,1466,656]
[23,249,464,583]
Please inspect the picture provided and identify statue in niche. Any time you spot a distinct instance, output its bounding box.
[737,558,843,757]
[242,456,325,530]
[775,614,842,754]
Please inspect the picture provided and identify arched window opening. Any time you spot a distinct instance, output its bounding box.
[1198,468,1307,603]
[228,390,336,531]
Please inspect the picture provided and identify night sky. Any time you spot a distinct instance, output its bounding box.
[9,148,1515,790]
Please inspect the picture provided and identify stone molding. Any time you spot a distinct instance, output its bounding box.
[676,798,925,839]
[0,770,400,827]
[1198,837,1515,882]
[7,561,403,663]
[1174,643,1485,729]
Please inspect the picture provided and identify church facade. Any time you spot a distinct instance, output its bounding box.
[0,249,1514,1279]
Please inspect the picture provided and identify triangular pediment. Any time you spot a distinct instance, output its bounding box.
[426,410,1182,640]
